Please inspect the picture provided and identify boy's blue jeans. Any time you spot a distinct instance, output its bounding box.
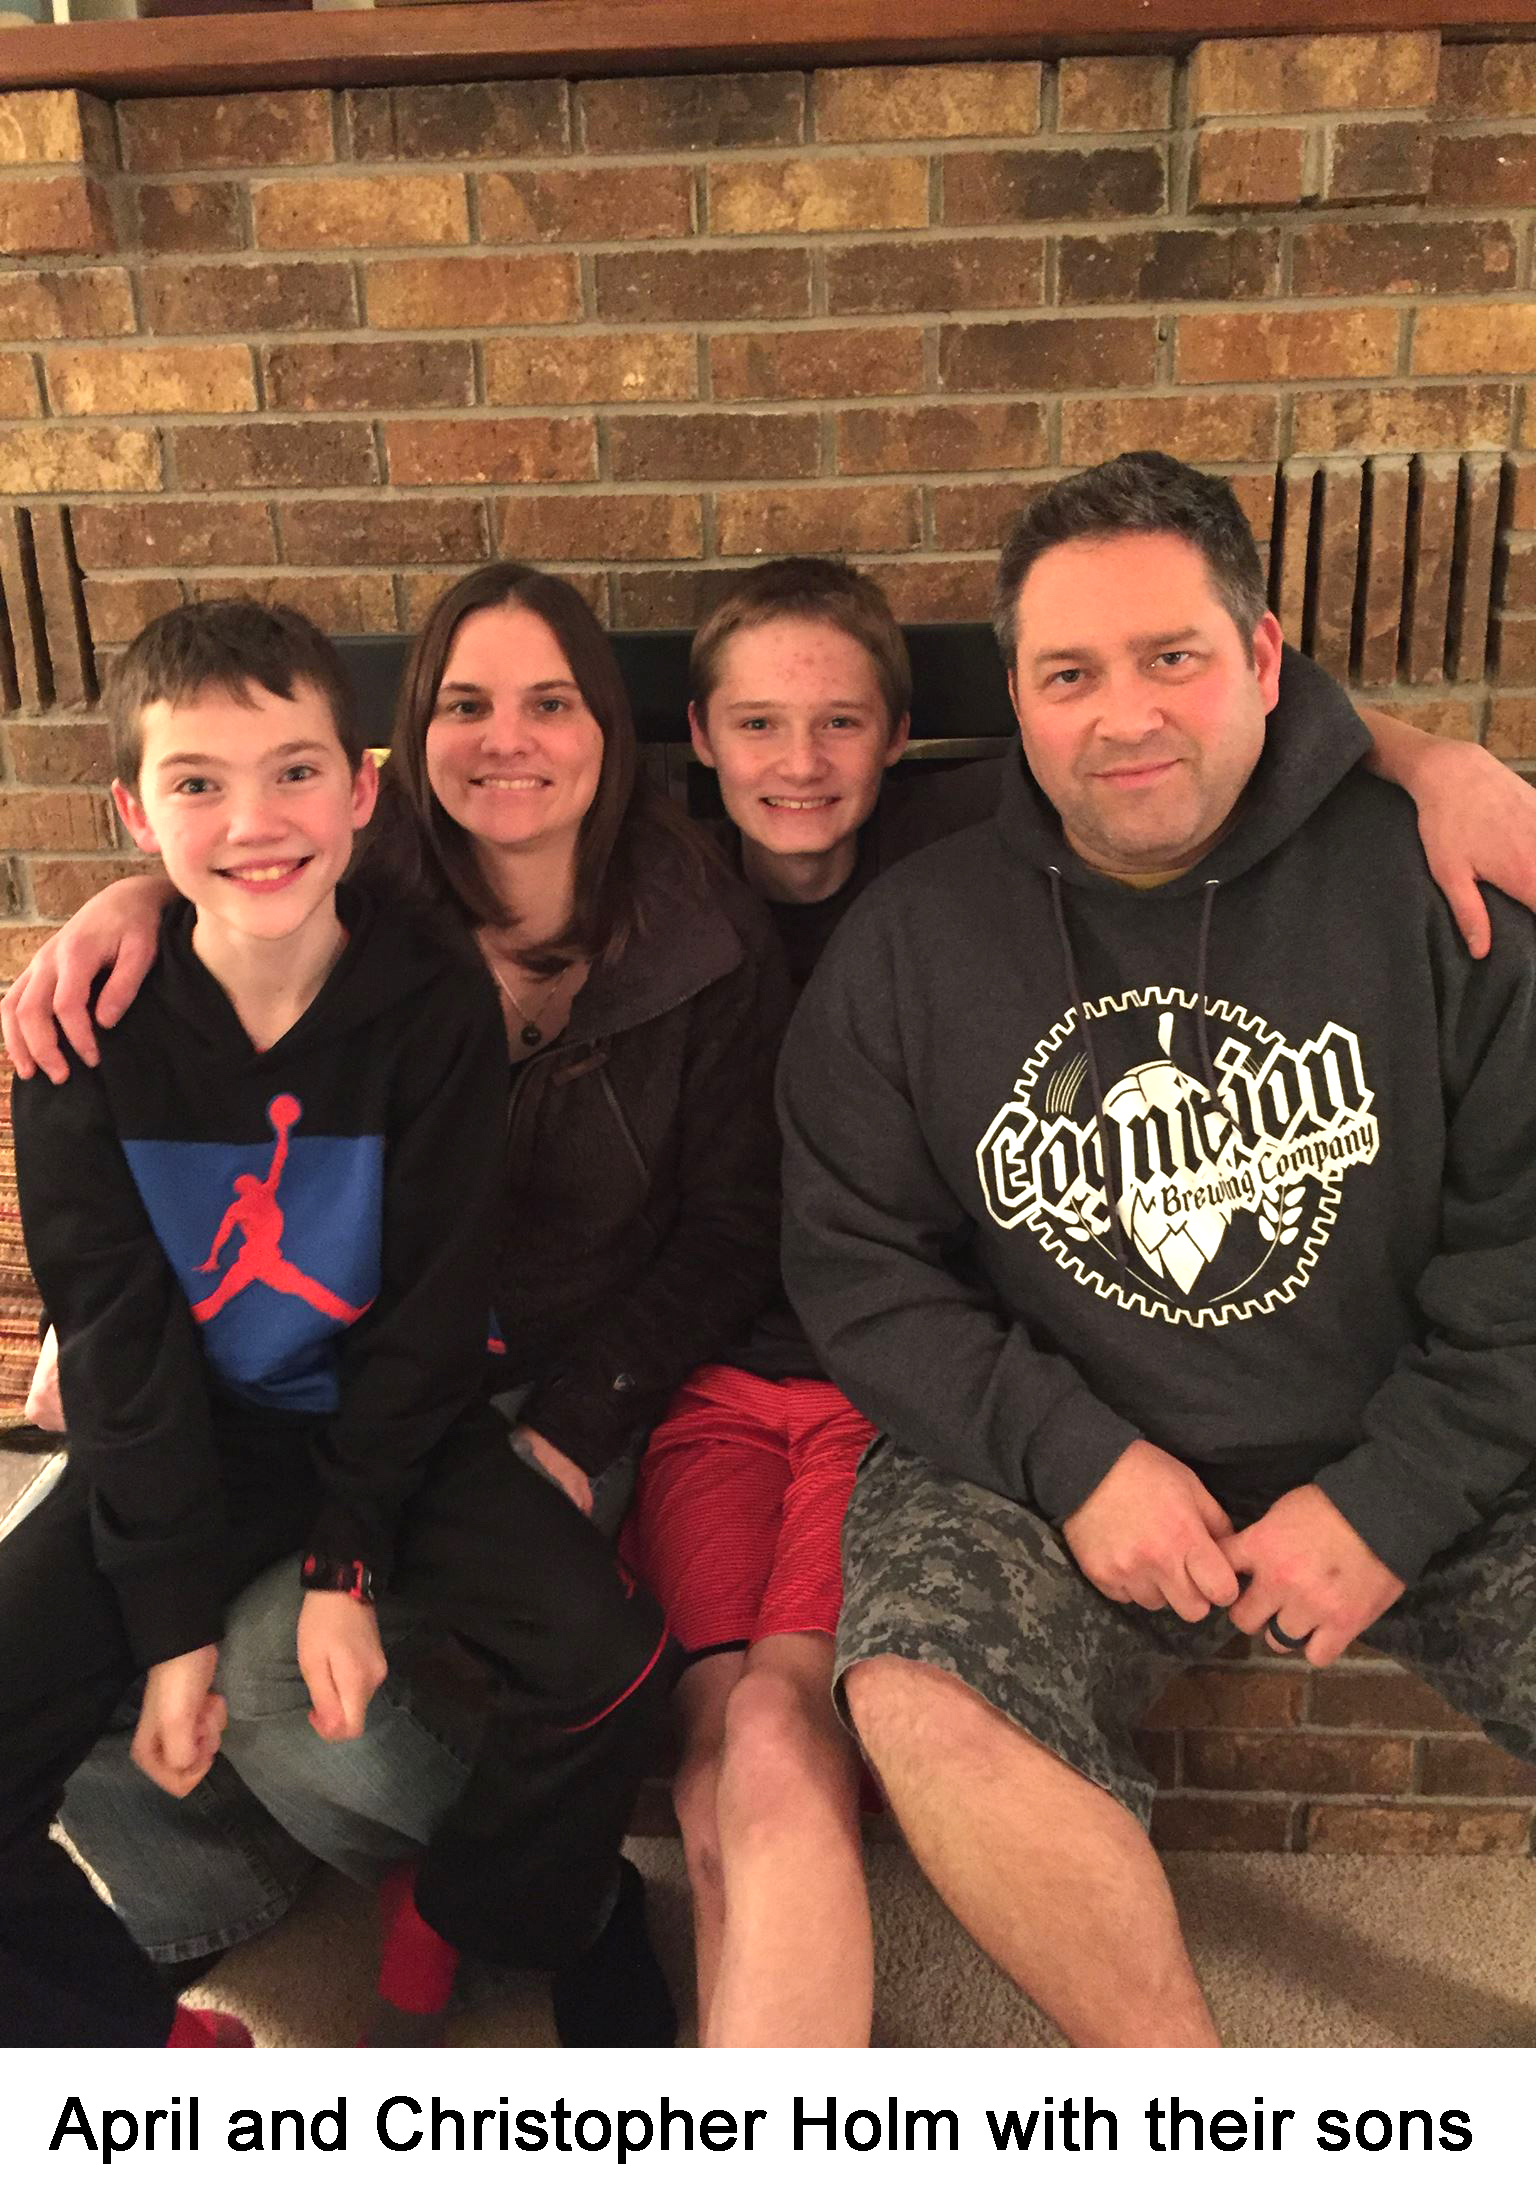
[59,1410,638,1964]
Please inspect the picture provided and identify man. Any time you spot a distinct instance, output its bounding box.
[778,451,1536,2047]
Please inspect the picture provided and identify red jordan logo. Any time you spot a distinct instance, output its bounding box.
[192,1094,369,1328]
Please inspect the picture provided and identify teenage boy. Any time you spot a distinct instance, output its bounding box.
[0,599,673,2046]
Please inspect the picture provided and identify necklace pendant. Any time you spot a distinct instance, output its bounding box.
[520,1022,543,1050]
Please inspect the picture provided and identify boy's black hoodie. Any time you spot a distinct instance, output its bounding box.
[12,883,508,1668]
[779,663,1536,1584]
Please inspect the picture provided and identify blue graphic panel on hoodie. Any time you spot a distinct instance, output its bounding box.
[123,1133,384,1411]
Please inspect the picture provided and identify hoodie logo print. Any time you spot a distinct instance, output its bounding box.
[192,1094,371,1328]
[976,987,1380,1326]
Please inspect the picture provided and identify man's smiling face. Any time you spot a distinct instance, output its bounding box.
[1007,530,1283,877]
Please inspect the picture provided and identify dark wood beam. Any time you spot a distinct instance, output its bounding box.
[0,0,1531,101]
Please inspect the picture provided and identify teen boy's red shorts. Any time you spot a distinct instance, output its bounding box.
[622,1364,876,1657]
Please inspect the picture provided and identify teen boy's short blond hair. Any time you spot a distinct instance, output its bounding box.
[690,559,913,726]
[107,598,363,787]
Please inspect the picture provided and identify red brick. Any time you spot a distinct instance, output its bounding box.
[1414,302,1536,375]
[496,492,702,563]
[0,356,39,418]
[1507,457,1536,530]
[26,505,90,709]
[1229,472,1277,543]
[46,345,256,417]
[1494,620,1536,684]
[341,88,394,165]
[1420,1740,1536,1798]
[1059,227,1278,306]
[611,566,745,629]
[252,176,468,252]
[0,90,109,168]
[607,411,820,484]
[186,572,397,636]
[826,237,1044,316]
[839,401,1047,477]
[31,857,147,919]
[120,91,332,173]
[173,422,376,491]
[71,500,274,571]
[1292,218,1518,297]
[1489,701,1536,761]
[1403,455,1461,684]
[1435,42,1536,119]
[928,480,1048,553]
[0,924,64,979]
[578,73,803,155]
[392,80,567,162]
[1380,698,1481,742]
[1293,384,1510,453]
[1144,1667,1305,1732]
[0,426,160,496]
[940,316,1158,395]
[0,509,47,708]
[715,485,919,557]
[0,269,132,341]
[386,418,596,489]
[0,177,114,256]
[593,247,811,323]
[1310,458,1364,678]
[478,164,692,244]
[711,327,924,402]
[263,340,473,412]
[1357,454,1411,685]
[1500,539,1536,614]
[945,147,1164,224]
[1061,393,1277,466]
[1191,126,1309,211]
[483,332,696,406]
[1059,56,1174,135]
[1452,452,1505,682]
[135,183,245,256]
[1305,1802,1531,1854]
[1324,121,1434,205]
[874,559,994,622]
[1177,307,1399,384]
[813,62,1042,142]
[1152,1795,1293,1852]
[142,263,357,337]
[709,156,927,237]
[5,721,111,786]
[0,789,116,852]
[1134,1730,1180,1788]
[365,254,579,330]
[1430,131,1536,208]
[1186,1731,1412,1795]
[83,577,183,646]
[1190,33,1440,118]
[279,498,487,568]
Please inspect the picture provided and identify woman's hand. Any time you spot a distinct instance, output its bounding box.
[1359,705,1536,957]
[132,1644,225,1797]
[2,875,174,1082]
[297,1590,388,1740]
[512,1425,594,1516]
[24,1326,64,1435]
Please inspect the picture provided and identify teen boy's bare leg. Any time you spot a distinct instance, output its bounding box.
[707,1632,871,2048]
[845,1657,1217,2048]
[670,1652,740,2034]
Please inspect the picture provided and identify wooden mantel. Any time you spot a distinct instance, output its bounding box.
[1,0,1533,99]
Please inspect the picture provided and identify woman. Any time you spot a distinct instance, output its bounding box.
[18,564,788,2045]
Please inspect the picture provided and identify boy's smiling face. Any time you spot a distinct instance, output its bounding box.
[113,678,376,948]
[690,615,909,877]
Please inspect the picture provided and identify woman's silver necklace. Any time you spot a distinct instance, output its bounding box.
[487,955,571,1051]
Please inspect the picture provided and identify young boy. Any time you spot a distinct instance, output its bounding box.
[0,600,673,2046]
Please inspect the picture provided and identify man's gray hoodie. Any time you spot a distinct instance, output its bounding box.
[778,661,1536,1584]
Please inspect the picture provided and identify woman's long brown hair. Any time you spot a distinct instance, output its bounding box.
[377,562,703,969]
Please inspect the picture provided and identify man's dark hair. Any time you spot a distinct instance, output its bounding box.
[993,450,1270,665]
[107,597,363,786]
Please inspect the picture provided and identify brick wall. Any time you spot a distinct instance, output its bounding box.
[1,29,1534,1853]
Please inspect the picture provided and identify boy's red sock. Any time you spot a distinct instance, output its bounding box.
[375,1861,459,2020]
[167,2006,253,2048]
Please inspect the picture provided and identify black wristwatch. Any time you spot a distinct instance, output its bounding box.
[300,1554,376,1604]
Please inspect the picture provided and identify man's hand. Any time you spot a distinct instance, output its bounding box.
[1398,731,1536,960]
[1,875,172,1082]
[1223,1484,1405,1668]
[512,1425,594,1516]
[297,1590,388,1740]
[24,1326,65,1435]
[1063,1440,1240,1621]
[132,1644,224,1797]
